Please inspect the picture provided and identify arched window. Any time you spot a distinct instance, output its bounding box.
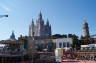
[63,42,66,47]
[59,42,62,48]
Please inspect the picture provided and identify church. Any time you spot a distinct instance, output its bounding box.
[27,12,53,52]
[29,12,51,38]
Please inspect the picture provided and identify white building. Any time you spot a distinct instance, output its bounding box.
[81,44,96,50]
[53,38,73,63]
[53,38,73,50]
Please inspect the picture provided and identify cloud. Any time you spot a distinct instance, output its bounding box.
[0,3,11,12]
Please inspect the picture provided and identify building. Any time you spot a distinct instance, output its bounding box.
[27,12,53,52]
[53,38,73,50]
[29,12,51,38]
[80,21,95,45]
[81,44,96,51]
[14,12,55,63]
[83,21,90,38]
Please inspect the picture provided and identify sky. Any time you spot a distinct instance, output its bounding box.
[0,0,96,40]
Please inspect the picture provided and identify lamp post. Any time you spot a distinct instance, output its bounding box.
[0,15,8,18]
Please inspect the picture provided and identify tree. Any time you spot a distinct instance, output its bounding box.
[52,34,67,39]
[71,34,80,50]
[18,35,28,50]
[80,35,84,39]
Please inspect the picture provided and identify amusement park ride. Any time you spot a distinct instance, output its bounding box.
[0,14,30,63]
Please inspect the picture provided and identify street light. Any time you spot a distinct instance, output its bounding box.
[0,15,8,18]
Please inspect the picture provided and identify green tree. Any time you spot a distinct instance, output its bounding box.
[71,34,80,50]
[18,35,28,50]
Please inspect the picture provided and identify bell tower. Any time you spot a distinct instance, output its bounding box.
[83,21,90,38]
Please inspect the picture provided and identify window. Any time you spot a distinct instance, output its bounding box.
[63,42,66,47]
[59,42,62,48]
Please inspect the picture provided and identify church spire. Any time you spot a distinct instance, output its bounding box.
[49,24,52,36]
[38,11,44,25]
[38,11,42,20]
[31,18,34,26]
[29,24,31,36]
[46,19,49,26]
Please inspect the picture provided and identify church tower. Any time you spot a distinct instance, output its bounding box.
[83,21,90,38]
[29,19,34,36]
[37,11,44,36]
